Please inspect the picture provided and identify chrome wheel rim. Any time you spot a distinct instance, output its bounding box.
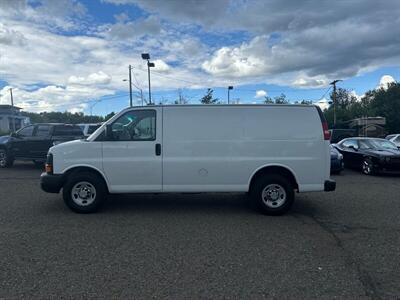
[71,181,96,206]
[262,184,287,208]
[0,151,6,167]
[362,160,372,174]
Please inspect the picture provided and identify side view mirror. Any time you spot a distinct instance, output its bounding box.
[105,124,114,140]
[10,132,18,138]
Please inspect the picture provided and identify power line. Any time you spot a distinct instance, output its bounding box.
[135,67,204,86]
[319,86,332,100]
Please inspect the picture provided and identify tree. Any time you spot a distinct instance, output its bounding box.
[200,88,219,104]
[367,83,400,133]
[300,100,313,105]
[264,96,274,104]
[324,88,359,127]
[175,89,188,104]
[322,83,400,132]
[274,93,289,104]
[104,112,115,121]
[21,111,114,124]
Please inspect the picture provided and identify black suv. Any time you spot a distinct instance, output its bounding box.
[0,123,84,168]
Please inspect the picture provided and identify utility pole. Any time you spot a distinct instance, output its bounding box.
[9,88,14,106]
[330,80,342,126]
[129,65,133,107]
[9,88,15,132]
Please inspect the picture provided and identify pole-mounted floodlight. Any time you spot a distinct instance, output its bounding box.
[228,86,233,104]
[142,53,154,104]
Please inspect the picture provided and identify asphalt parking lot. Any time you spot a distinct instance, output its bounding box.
[1,163,399,299]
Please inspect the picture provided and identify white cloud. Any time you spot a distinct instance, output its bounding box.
[292,77,327,88]
[103,0,230,26]
[0,23,26,46]
[152,60,170,72]
[98,15,161,41]
[68,71,112,85]
[202,36,270,78]
[0,84,115,113]
[255,90,267,98]
[350,90,363,101]
[0,0,87,30]
[377,75,396,90]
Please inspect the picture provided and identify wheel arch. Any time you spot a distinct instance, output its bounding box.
[63,165,110,193]
[248,164,299,192]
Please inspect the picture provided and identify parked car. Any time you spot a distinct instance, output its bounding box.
[78,123,102,137]
[40,105,335,215]
[0,123,84,168]
[330,144,344,174]
[385,134,400,147]
[334,137,400,175]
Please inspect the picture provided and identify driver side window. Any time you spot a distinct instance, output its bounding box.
[17,125,34,137]
[110,110,156,141]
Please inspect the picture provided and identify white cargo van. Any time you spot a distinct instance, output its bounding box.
[40,105,335,215]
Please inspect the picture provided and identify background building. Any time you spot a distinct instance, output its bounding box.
[0,105,30,133]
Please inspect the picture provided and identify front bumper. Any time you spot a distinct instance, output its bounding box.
[40,172,63,193]
[324,179,336,192]
[331,158,344,172]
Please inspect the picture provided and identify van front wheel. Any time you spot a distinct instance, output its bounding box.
[250,174,294,215]
[63,172,106,213]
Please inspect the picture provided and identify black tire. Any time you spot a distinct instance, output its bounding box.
[362,157,376,175]
[63,172,107,213]
[250,174,295,215]
[0,148,14,168]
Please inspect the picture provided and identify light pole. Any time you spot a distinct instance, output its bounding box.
[141,53,155,105]
[128,65,133,107]
[227,86,233,104]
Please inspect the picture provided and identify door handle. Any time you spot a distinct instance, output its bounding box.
[155,143,161,156]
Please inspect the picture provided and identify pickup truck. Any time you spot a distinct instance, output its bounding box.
[0,123,84,168]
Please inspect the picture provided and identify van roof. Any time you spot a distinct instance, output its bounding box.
[123,104,318,110]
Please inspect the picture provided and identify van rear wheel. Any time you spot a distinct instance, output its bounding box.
[250,174,294,215]
[63,172,106,213]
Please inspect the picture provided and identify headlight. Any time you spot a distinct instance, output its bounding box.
[338,153,343,160]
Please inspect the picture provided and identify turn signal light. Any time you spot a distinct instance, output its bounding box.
[45,153,53,174]
[45,163,53,174]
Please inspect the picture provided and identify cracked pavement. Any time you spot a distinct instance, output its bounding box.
[0,162,399,299]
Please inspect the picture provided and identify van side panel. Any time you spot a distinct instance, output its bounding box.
[162,106,328,193]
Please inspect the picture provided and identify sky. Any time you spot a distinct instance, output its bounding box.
[0,0,399,116]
